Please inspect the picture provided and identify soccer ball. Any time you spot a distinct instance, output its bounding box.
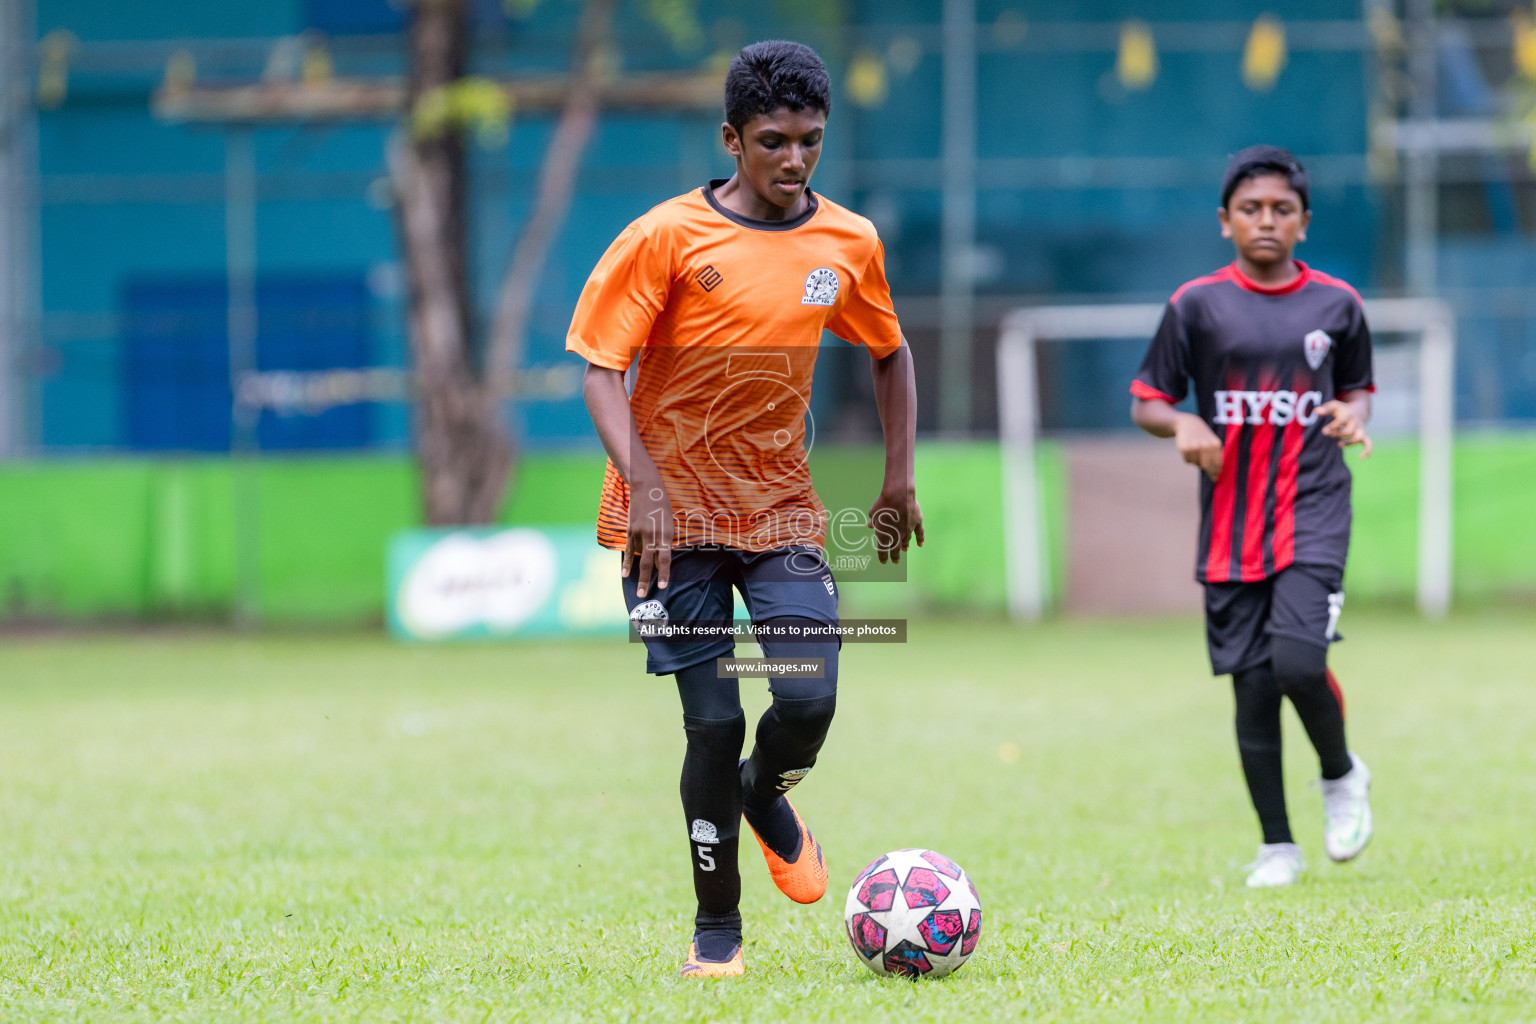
[843,848,982,979]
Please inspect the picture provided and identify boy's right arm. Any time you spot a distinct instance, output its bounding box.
[568,219,675,595]
[1131,299,1222,478]
[582,363,672,597]
[1131,397,1224,480]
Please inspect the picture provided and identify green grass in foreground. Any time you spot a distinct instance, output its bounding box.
[1,613,1534,1022]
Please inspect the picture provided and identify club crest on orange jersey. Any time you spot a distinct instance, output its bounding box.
[802,267,839,306]
[1304,329,1332,370]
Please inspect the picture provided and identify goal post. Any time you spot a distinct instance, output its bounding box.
[996,298,1456,621]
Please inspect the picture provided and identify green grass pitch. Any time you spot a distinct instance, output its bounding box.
[1,612,1534,1022]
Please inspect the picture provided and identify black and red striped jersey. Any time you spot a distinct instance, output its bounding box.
[1131,261,1374,584]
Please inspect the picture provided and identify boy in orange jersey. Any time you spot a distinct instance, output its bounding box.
[566,40,922,976]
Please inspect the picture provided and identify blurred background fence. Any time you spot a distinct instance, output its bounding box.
[1,0,1534,624]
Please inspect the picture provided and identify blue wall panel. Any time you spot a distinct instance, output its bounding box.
[120,275,372,452]
[121,280,232,451]
[41,0,303,41]
[31,0,1445,450]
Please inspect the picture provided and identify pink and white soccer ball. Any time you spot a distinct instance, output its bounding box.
[843,848,982,979]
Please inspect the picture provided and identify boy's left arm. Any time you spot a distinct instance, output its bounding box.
[1321,303,1375,459]
[867,337,923,564]
[1319,390,1373,459]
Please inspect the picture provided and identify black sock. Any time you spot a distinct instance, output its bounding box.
[680,712,746,924]
[739,759,801,861]
[741,693,836,859]
[693,908,742,961]
[1233,665,1292,845]
[1270,636,1352,781]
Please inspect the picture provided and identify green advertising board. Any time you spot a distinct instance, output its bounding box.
[387,526,628,641]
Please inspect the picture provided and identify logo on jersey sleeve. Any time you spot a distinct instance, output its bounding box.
[1304,329,1332,370]
[801,267,840,306]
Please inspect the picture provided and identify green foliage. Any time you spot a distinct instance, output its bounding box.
[644,0,704,51]
[502,0,544,18]
[411,76,513,148]
[770,0,846,31]
[1,614,1534,1020]
[498,0,707,54]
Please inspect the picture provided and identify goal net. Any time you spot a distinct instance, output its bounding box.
[995,298,1455,621]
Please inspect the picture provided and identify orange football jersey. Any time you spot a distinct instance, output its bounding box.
[566,180,903,552]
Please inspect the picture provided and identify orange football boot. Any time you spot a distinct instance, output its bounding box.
[748,797,827,904]
[679,940,744,978]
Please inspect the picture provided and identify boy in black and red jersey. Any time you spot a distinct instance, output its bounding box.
[1130,146,1374,888]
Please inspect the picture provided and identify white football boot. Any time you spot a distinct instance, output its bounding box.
[1320,752,1373,862]
[1245,842,1306,888]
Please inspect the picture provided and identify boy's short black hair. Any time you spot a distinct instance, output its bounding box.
[723,40,831,132]
[1221,145,1310,210]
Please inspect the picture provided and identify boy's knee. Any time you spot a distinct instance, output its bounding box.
[1269,635,1328,694]
[756,616,839,700]
[1232,665,1281,748]
[683,711,747,757]
[762,693,837,744]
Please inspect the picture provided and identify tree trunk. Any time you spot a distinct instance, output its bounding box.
[487,0,616,387]
[396,0,510,525]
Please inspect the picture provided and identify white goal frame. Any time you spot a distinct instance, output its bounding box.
[996,298,1456,621]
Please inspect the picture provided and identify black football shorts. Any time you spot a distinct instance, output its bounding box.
[621,545,840,675]
[1203,562,1345,676]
